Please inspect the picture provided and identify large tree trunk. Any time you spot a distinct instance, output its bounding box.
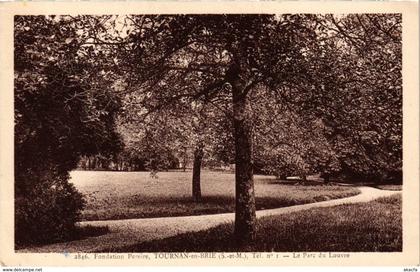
[192,144,204,202]
[230,70,257,247]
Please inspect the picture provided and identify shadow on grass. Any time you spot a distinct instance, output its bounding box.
[101,194,402,253]
[264,180,332,186]
[72,225,110,240]
[373,184,402,191]
[81,194,353,221]
[15,225,110,250]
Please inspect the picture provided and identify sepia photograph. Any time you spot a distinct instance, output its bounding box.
[0,1,419,267]
[13,12,404,252]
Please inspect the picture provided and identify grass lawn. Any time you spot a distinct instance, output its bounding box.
[103,194,401,252]
[374,184,402,191]
[70,170,360,221]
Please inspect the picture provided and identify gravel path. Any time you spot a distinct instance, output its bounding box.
[18,186,399,253]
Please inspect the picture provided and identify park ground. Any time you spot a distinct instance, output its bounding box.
[18,170,402,252]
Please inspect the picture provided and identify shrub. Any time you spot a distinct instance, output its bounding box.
[14,16,122,246]
[15,170,85,246]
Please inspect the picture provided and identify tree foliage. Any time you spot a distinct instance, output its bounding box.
[14,15,122,244]
[308,14,402,182]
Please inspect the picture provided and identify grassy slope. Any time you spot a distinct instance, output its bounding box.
[70,170,360,221]
[104,194,402,252]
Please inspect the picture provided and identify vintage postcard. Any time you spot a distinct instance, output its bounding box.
[0,1,419,267]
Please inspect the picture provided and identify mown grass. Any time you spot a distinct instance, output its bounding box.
[374,184,402,191]
[70,170,360,221]
[103,194,402,252]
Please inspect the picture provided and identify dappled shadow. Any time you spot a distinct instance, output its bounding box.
[372,184,402,191]
[130,194,233,204]
[80,180,360,222]
[99,194,402,253]
[15,225,110,250]
[256,196,311,210]
[80,193,350,222]
[263,179,332,186]
[81,195,236,221]
[72,225,110,240]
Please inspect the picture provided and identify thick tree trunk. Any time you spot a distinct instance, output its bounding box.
[192,144,203,202]
[279,174,287,180]
[231,80,257,248]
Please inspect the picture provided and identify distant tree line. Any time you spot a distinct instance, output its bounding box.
[77,153,179,171]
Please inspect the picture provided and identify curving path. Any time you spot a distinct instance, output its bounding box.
[19,186,400,253]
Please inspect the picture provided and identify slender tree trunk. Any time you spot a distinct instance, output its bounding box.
[192,144,204,202]
[93,156,97,170]
[230,71,257,247]
[183,150,187,172]
[83,156,87,170]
